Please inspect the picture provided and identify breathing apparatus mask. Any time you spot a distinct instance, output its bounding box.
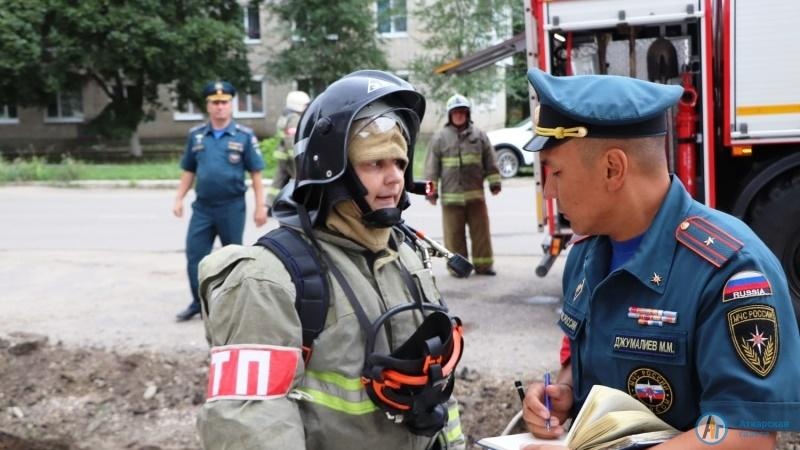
[361,303,464,436]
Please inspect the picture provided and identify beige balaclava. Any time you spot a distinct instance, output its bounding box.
[325,117,408,253]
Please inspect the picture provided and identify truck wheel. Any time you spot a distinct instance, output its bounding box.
[748,172,800,326]
[495,147,520,178]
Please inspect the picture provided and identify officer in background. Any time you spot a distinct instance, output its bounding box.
[196,71,465,449]
[266,90,310,213]
[172,81,267,322]
[424,94,501,276]
[520,69,800,449]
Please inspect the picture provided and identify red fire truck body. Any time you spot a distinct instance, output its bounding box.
[523,0,800,317]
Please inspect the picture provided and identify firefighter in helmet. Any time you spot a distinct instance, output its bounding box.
[266,90,311,213]
[424,94,501,276]
[196,70,466,450]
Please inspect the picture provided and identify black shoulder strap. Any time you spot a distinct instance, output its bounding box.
[255,227,330,363]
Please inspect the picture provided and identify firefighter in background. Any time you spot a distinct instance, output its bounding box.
[424,94,501,276]
[266,90,310,214]
[196,71,465,449]
[520,69,800,448]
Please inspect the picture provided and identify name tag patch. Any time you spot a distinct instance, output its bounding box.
[206,344,300,402]
[722,270,772,302]
[614,334,677,358]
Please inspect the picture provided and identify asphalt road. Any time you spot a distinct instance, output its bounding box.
[0,178,566,379]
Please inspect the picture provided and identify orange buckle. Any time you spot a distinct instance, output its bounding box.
[423,354,443,374]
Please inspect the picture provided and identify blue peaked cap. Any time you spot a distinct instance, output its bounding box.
[202,80,236,101]
[523,68,683,152]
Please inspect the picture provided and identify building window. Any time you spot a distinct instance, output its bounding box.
[234,79,265,119]
[45,89,83,123]
[173,100,204,122]
[1,103,18,124]
[244,3,261,42]
[377,0,407,36]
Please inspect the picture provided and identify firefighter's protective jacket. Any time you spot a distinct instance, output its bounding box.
[196,228,465,450]
[424,123,501,205]
[267,111,302,206]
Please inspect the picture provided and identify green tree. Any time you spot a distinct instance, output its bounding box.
[410,0,519,106]
[0,0,252,155]
[266,0,388,94]
[504,6,530,125]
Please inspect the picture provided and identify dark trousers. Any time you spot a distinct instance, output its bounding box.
[442,200,494,272]
[185,198,246,306]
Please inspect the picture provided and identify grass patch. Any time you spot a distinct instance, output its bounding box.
[0,136,428,184]
[76,161,184,180]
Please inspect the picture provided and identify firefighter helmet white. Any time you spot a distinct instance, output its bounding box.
[445,94,471,113]
[285,90,311,113]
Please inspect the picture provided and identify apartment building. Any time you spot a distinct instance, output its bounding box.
[0,1,506,152]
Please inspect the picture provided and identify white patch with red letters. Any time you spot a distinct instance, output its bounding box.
[206,344,300,402]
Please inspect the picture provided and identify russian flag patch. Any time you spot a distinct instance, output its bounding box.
[722,270,773,302]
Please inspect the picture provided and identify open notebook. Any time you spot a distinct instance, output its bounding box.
[477,385,680,450]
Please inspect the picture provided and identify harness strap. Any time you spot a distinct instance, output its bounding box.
[255,226,329,363]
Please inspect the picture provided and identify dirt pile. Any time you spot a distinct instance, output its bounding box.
[0,338,523,449]
[1,337,797,449]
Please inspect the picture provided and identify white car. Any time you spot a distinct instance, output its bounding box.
[486,118,535,178]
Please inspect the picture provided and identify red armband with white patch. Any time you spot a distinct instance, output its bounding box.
[206,344,300,402]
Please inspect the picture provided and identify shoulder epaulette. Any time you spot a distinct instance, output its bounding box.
[235,123,254,134]
[189,123,206,133]
[675,216,743,268]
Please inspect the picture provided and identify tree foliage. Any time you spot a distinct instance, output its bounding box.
[410,0,519,106]
[266,0,388,95]
[0,0,252,141]
[505,6,530,124]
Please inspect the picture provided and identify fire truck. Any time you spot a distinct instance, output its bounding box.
[524,0,800,320]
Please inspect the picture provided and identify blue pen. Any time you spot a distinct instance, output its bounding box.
[544,370,552,431]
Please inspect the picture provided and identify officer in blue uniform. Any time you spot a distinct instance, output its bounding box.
[519,69,800,449]
[173,81,267,321]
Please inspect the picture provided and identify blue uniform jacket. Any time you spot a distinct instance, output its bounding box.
[180,121,265,205]
[560,177,800,431]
